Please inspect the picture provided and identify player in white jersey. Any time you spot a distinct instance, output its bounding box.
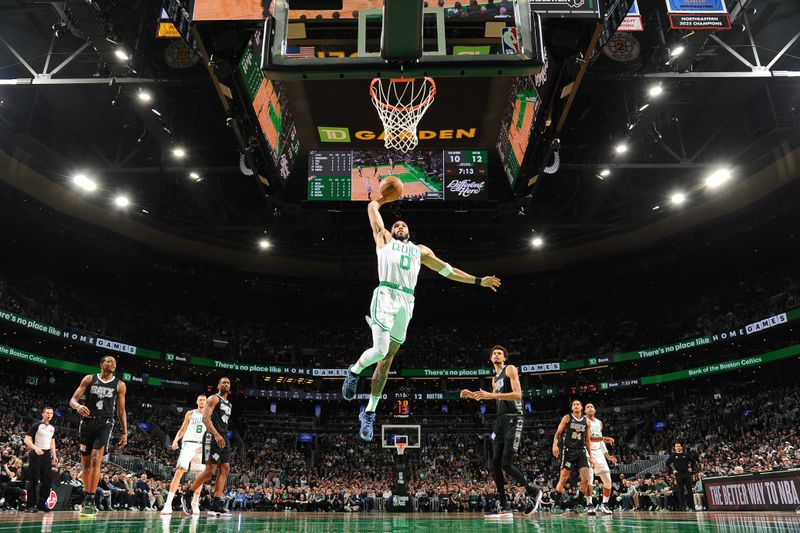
[342,197,501,441]
[585,403,617,515]
[162,395,207,514]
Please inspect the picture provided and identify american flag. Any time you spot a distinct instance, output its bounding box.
[286,45,316,58]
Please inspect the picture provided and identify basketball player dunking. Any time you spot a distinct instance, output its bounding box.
[182,378,232,517]
[68,355,127,518]
[585,403,617,514]
[341,198,501,441]
[461,346,542,518]
[163,394,207,514]
[552,400,596,516]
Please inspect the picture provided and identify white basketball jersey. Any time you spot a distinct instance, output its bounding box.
[377,239,421,290]
[183,409,207,444]
[589,418,604,452]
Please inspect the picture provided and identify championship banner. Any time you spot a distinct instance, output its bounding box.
[617,0,643,32]
[665,0,731,30]
[704,470,800,511]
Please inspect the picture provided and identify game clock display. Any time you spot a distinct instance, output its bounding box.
[307,149,488,201]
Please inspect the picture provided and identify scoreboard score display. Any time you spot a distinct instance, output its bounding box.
[308,150,488,201]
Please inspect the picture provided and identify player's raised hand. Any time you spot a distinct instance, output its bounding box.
[480,276,501,292]
[459,389,475,400]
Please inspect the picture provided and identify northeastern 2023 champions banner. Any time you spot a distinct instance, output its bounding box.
[703,470,800,511]
[666,0,732,30]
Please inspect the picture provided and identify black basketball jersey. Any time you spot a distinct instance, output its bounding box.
[87,374,119,419]
[210,393,232,435]
[562,414,588,449]
[493,366,523,416]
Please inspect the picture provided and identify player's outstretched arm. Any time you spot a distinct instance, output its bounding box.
[173,411,193,450]
[553,415,569,457]
[418,245,501,292]
[117,381,128,448]
[367,200,392,246]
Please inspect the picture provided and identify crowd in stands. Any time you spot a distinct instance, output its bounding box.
[1,266,797,371]
[0,369,797,514]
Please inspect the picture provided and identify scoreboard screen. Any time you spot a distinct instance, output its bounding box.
[393,399,411,418]
[308,150,488,201]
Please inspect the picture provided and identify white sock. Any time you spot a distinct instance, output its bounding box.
[586,495,592,506]
[366,394,380,412]
[192,492,200,505]
[165,493,174,503]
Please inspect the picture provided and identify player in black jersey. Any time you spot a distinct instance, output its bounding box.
[552,400,596,516]
[462,346,542,518]
[68,355,127,518]
[182,377,233,517]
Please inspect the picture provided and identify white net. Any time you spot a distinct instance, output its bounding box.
[370,77,436,153]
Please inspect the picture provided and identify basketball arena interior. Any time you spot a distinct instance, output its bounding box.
[0,0,799,531]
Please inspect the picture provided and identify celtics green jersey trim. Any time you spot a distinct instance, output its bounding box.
[377,239,420,291]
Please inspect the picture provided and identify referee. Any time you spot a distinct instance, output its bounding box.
[23,407,57,512]
[665,440,695,511]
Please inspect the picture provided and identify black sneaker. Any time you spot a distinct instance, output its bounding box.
[524,487,543,516]
[181,492,193,516]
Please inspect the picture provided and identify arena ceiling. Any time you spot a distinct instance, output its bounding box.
[0,0,799,276]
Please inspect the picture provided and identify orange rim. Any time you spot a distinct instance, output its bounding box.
[370,77,437,112]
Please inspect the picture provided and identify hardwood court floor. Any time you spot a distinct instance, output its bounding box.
[2,511,799,532]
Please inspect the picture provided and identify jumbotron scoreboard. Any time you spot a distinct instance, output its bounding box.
[307,149,488,201]
[443,150,487,179]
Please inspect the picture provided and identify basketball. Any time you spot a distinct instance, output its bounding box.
[379,176,404,203]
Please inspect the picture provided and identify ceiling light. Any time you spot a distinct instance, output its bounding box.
[137,91,152,103]
[114,195,130,208]
[652,205,661,211]
[531,237,544,248]
[670,45,685,57]
[648,85,664,98]
[151,108,161,116]
[189,172,201,181]
[639,104,650,112]
[614,143,628,154]
[599,169,611,177]
[705,168,731,188]
[73,174,97,192]
[628,123,635,131]
[258,239,271,250]
[670,192,686,205]
[172,147,186,159]
[114,49,129,61]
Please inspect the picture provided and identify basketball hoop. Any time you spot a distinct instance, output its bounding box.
[370,77,436,153]
[394,442,408,456]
